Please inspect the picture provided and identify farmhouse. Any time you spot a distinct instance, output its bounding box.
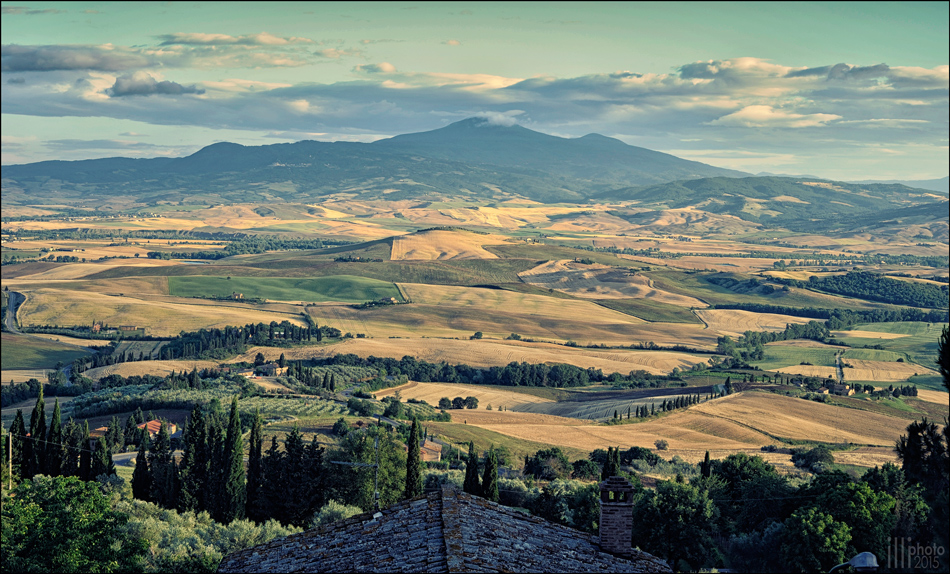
[138,420,179,438]
[258,363,288,377]
[420,438,442,462]
[217,480,670,573]
[830,383,855,396]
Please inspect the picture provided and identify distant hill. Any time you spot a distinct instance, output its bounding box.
[847,176,949,194]
[595,176,948,232]
[1,118,745,206]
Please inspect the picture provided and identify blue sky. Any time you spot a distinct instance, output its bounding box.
[2,2,947,180]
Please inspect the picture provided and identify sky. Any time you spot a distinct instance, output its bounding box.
[1,1,947,180]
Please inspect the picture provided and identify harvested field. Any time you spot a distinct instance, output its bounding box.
[843,360,938,382]
[915,390,949,405]
[7,277,171,296]
[832,330,910,339]
[774,365,838,378]
[310,285,720,346]
[391,230,507,260]
[518,392,713,420]
[2,369,52,383]
[31,334,99,348]
[251,378,295,393]
[695,309,814,336]
[465,414,767,453]
[519,260,705,307]
[692,392,909,445]
[832,447,900,469]
[18,288,306,337]
[7,261,181,281]
[83,360,222,381]
[230,338,713,376]
[375,381,555,410]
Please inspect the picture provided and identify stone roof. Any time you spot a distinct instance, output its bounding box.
[218,487,671,573]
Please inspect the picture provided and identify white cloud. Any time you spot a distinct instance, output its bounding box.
[158,32,313,46]
[709,105,841,128]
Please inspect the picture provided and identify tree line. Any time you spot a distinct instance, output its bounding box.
[770,271,949,309]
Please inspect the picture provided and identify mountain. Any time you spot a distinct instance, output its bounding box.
[595,176,948,232]
[846,176,949,194]
[1,118,745,206]
[373,117,746,184]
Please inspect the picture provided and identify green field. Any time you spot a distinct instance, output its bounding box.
[841,348,904,362]
[167,275,403,303]
[837,322,945,367]
[753,344,840,371]
[1,333,92,369]
[594,298,702,324]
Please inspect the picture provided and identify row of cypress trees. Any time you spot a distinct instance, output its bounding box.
[8,389,116,483]
[462,441,500,502]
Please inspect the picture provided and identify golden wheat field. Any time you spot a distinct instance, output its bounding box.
[774,365,838,378]
[518,260,706,306]
[4,261,181,281]
[695,309,815,336]
[390,229,508,260]
[915,390,950,405]
[375,381,555,410]
[843,359,938,382]
[692,392,909,445]
[2,369,53,383]
[309,285,718,346]
[83,360,222,381]
[229,338,712,375]
[18,288,306,337]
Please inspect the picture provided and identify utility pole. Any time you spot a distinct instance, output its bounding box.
[330,435,381,510]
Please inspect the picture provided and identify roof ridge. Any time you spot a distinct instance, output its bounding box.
[439,486,465,573]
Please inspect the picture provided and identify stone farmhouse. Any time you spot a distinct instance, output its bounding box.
[217,478,670,573]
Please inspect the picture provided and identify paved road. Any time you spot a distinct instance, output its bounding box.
[4,291,24,333]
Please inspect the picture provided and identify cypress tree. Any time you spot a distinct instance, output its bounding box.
[61,418,79,477]
[105,415,124,453]
[481,446,499,502]
[725,377,734,395]
[132,432,152,501]
[27,388,46,478]
[10,410,26,480]
[45,399,64,477]
[404,418,423,500]
[601,446,620,480]
[463,441,480,495]
[701,451,712,478]
[204,415,225,517]
[78,420,92,480]
[651,403,655,416]
[246,409,265,521]
[220,396,246,523]
[134,407,146,425]
[149,422,175,507]
[178,405,208,512]
[91,436,116,478]
[123,415,139,447]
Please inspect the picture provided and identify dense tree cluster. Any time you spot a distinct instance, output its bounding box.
[709,302,948,327]
[769,271,949,309]
[159,321,338,360]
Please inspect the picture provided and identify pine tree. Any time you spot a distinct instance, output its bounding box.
[10,410,26,480]
[481,446,499,502]
[463,441,480,495]
[27,388,47,478]
[132,433,151,501]
[404,418,423,500]
[246,409,265,521]
[220,396,246,523]
[91,436,116,478]
[78,420,92,480]
[177,405,208,511]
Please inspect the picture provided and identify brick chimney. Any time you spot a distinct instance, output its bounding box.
[599,476,634,557]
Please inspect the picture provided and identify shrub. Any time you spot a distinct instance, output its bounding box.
[309,500,363,530]
[655,439,669,451]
